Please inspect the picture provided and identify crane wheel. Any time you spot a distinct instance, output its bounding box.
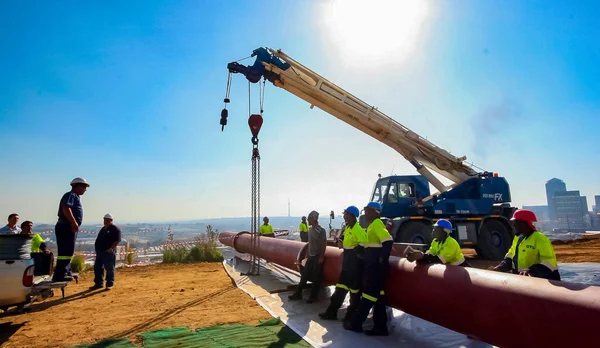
[476,219,512,261]
[395,221,433,247]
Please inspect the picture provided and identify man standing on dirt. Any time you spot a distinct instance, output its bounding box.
[53,177,89,282]
[90,213,122,290]
[288,210,327,303]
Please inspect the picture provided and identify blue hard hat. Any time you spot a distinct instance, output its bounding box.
[263,216,269,221]
[433,219,452,233]
[344,205,360,218]
[301,216,306,220]
[365,201,382,212]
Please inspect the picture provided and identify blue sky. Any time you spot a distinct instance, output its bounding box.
[1,0,598,223]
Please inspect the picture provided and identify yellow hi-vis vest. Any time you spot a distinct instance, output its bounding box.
[342,223,367,249]
[505,231,558,272]
[31,234,45,252]
[299,222,309,233]
[426,236,465,265]
[260,224,274,235]
[365,218,393,248]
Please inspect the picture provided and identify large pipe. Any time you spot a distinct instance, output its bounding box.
[219,232,600,348]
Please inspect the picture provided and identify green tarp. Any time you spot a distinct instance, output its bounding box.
[74,317,310,348]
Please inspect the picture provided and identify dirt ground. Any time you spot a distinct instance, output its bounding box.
[463,233,600,268]
[0,263,271,348]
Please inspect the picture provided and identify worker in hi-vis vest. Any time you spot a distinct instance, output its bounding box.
[406,219,471,267]
[299,216,309,242]
[345,202,393,336]
[260,216,274,237]
[489,209,561,281]
[319,205,367,322]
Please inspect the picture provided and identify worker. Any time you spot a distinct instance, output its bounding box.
[299,216,309,242]
[260,216,274,237]
[52,177,89,282]
[406,219,471,267]
[345,202,393,336]
[0,213,22,234]
[21,221,50,254]
[90,213,122,290]
[489,209,561,280]
[288,210,327,303]
[319,205,367,322]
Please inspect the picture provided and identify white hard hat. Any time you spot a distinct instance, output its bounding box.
[103,213,113,220]
[70,177,90,187]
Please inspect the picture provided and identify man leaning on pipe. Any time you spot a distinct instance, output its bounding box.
[344,202,393,336]
[288,210,327,303]
[319,205,367,323]
[488,209,561,281]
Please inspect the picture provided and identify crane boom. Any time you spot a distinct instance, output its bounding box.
[227,47,482,193]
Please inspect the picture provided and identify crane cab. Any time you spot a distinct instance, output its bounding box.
[370,175,430,218]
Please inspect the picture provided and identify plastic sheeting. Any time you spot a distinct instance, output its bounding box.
[223,256,495,348]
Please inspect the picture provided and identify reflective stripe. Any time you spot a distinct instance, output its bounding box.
[437,254,446,264]
[56,256,72,260]
[336,283,349,291]
[365,243,382,248]
[362,293,378,302]
[540,260,558,271]
[349,288,360,294]
[505,253,513,259]
[451,256,465,266]
[380,237,393,243]
[343,246,356,250]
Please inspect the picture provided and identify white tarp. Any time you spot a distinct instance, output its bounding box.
[223,257,494,348]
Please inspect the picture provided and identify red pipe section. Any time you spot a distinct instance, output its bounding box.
[220,232,600,348]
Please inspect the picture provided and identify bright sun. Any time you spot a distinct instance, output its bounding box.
[320,0,430,66]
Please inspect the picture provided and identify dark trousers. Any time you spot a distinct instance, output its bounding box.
[94,250,116,287]
[351,263,388,331]
[293,255,323,299]
[324,251,363,319]
[300,232,308,243]
[53,223,77,281]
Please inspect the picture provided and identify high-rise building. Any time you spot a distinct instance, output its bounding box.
[580,196,589,214]
[555,191,586,230]
[545,178,567,220]
[595,196,600,214]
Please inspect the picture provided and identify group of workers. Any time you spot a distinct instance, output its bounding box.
[266,205,560,335]
[0,177,122,290]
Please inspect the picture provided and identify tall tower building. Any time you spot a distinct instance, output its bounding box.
[545,178,566,220]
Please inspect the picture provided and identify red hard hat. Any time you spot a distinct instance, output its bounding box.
[511,209,537,229]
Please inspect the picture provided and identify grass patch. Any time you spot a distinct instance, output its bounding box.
[71,254,86,273]
[162,225,223,264]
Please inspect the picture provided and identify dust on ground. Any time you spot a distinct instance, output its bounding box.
[0,263,271,348]
[464,233,600,268]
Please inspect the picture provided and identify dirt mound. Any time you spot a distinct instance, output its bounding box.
[0,263,271,348]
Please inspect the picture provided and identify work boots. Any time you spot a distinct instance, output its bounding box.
[319,288,346,320]
[343,292,361,322]
[345,298,373,333]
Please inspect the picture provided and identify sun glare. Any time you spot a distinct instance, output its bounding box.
[320,0,429,67]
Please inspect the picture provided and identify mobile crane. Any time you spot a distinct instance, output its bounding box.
[222,47,516,260]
